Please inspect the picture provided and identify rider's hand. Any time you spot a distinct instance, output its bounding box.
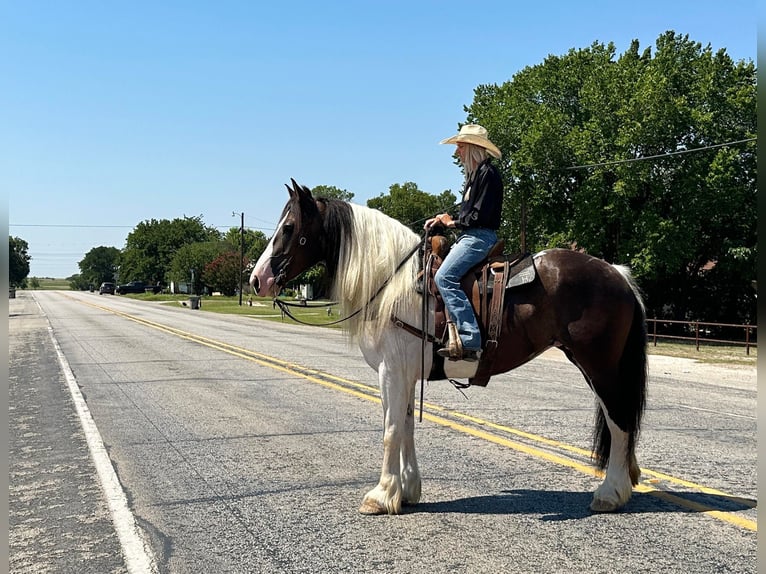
[424,214,454,230]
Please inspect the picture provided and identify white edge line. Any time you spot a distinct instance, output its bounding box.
[47,323,159,574]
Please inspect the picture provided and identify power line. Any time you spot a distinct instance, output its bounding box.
[9,224,134,228]
[563,137,756,171]
[10,222,275,233]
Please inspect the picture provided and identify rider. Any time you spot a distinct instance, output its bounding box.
[424,124,504,362]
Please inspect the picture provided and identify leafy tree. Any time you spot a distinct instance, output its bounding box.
[311,184,354,202]
[222,227,268,263]
[168,241,228,294]
[78,246,121,286]
[202,252,245,296]
[67,273,90,291]
[367,182,457,233]
[466,31,756,324]
[9,236,31,288]
[28,277,41,289]
[120,216,220,284]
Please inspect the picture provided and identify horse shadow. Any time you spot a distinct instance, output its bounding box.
[409,489,756,522]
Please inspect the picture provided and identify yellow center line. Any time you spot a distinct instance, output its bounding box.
[71,295,758,531]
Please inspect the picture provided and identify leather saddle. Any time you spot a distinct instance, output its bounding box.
[417,232,535,386]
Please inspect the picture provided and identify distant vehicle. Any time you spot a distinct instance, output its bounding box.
[99,282,115,295]
[116,281,161,295]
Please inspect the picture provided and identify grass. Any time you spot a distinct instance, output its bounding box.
[28,278,71,290]
[647,340,756,366]
[151,293,343,327]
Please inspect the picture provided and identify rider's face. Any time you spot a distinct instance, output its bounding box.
[455,142,467,164]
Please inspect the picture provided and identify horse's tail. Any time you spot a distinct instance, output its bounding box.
[593,267,648,477]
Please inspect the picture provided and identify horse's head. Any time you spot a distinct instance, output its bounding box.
[250,179,328,297]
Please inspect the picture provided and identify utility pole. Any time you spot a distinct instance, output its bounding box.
[233,212,245,306]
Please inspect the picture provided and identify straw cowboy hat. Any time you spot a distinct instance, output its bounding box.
[440,124,502,159]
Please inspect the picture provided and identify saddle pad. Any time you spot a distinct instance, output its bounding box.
[506,255,536,289]
[480,254,536,293]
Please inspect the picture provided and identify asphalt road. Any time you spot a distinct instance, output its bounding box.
[9,290,757,573]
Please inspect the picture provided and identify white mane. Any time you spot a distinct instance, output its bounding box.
[330,204,421,340]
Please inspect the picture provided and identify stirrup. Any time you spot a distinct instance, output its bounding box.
[437,347,481,362]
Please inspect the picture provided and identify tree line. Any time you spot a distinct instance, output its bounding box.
[64,217,268,295]
[12,31,755,325]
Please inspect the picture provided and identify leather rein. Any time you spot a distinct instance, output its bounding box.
[272,237,426,328]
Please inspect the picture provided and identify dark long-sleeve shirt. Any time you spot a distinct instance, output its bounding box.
[455,158,503,231]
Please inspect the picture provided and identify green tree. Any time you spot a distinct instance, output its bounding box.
[367,182,457,233]
[79,246,121,286]
[202,252,244,296]
[9,236,31,288]
[311,184,354,202]
[67,273,90,291]
[168,241,228,294]
[466,31,756,323]
[120,216,220,284]
[222,227,268,262]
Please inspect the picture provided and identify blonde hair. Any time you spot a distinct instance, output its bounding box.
[330,203,421,341]
[460,143,489,177]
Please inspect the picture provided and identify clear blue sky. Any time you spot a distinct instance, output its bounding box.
[4,0,756,278]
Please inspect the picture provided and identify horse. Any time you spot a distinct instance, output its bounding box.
[250,179,648,515]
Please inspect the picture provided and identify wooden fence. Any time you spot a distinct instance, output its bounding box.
[646,318,757,354]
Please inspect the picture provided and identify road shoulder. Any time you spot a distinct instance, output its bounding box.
[9,292,129,573]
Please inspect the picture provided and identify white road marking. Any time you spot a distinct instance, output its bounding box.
[674,403,756,420]
[47,322,158,574]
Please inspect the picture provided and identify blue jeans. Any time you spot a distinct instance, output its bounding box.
[434,227,497,351]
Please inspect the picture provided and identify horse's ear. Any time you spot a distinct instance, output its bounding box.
[287,179,321,218]
[288,178,315,201]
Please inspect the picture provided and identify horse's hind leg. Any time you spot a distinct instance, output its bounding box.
[590,401,638,512]
[565,348,641,512]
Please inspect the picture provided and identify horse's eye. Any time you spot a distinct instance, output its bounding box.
[283,223,294,235]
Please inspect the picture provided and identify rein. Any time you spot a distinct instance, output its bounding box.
[272,236,425,327]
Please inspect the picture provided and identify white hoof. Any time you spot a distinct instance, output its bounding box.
[590,483,631,512]
[358,484,402,515]
[402,479,421,506]
[359,497,389,515]
[590,495,622,513]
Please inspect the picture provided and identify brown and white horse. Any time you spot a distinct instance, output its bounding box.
[251,179,648,515]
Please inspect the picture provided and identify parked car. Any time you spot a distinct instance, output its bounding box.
[116,281,161,295]
[99,282,115,295]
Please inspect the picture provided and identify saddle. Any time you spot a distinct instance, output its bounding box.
[403,231,535,386]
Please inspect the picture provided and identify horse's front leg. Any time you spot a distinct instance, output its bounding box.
[399,379,421,506]
[359,360,411,515]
